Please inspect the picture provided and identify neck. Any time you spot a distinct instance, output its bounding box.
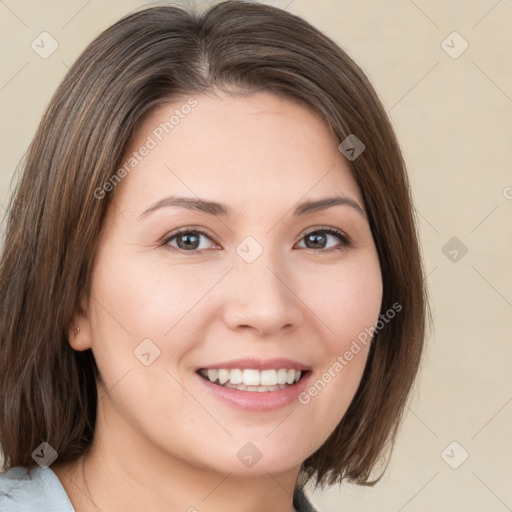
[53,400,302,512]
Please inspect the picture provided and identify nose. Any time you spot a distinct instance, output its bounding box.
[222,252,304,337]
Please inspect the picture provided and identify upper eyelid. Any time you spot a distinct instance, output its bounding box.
[297,226,350,241]
[162,227,215,243]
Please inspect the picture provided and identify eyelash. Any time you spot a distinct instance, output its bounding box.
[161,226,352,255]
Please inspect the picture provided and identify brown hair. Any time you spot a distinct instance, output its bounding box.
[0,0,427,489]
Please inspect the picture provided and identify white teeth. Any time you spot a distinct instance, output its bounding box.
[230,369,243,385]
[260,369,277,386]
[218,369,229,385]
[276,368,288,385]
[200,368,303,391]
[242,369,260,386]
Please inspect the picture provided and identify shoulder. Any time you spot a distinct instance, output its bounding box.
[294,485,321,512]
[0,466,75,511]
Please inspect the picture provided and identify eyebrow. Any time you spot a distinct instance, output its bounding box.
[139,195,366,219]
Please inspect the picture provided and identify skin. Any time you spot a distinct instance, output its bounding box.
[53,90,383,512]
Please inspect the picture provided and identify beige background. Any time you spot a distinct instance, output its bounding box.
[1,1,511,511]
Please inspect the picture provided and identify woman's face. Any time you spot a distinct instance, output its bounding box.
[75,90,382,476]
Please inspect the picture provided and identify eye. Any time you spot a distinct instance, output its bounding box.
[161,226,352,254]
[296,227,352,252]
[162,228,219,253]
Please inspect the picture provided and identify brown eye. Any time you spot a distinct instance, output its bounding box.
[177,232,201,250]
[297,228,351,251]
[163,229,217,253]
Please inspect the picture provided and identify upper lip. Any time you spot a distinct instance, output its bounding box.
[198,358,311,372]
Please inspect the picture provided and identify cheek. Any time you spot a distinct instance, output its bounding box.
[88,251,209,351]
[304,252,383,356]
[89,242,382,368]
[294,252,382,427]
[86,254,204,420]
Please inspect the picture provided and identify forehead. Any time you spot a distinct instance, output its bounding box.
[114,90,363,214]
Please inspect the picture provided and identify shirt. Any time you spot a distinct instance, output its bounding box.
[0,466,319,511]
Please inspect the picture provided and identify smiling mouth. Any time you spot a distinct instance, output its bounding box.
[197,368,308,392]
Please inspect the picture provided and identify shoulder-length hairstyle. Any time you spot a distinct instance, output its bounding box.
[0,0,427,489]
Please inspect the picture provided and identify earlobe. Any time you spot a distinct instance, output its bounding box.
[68,319,92,351]
[68,294,92,351]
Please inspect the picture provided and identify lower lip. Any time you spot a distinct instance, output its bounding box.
[197,372,312,412]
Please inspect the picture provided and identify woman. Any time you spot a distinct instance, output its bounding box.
[0,1,427,511]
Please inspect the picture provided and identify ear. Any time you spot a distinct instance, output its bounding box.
[68,293,92,352]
